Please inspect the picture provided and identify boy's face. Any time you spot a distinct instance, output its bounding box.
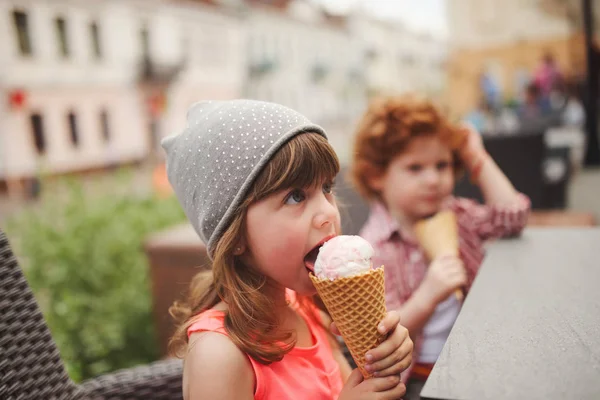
[370,135,455,223]
[243,179,341,295]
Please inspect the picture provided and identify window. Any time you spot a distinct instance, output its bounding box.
[13,10,32,56]
[30,113,46,154]
[55,17,69,57]
[100,109,110,142]
[141,24,150,60]
[90,21,102,59]
[68,111,79,147]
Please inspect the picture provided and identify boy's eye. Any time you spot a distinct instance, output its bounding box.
[323,181,335,194]
[408,164,422,172]
[284,189,306,205]
[437,161,450,170]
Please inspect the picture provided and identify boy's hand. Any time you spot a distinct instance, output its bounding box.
[458,123,486,169]
[420,255,468,306]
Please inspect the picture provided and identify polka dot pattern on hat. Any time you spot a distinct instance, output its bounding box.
[161,99,327,258]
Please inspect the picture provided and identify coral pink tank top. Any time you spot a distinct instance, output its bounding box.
[187,296,343,399]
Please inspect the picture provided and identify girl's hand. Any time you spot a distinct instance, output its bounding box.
[363,311,413,378]
[337,368,406,400]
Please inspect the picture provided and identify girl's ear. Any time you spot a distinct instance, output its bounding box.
[234,243,246,256]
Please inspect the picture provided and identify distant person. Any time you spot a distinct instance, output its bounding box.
[534,53,562,99]
[479,70,502,111]
[465,98,493,133]
[518,82,552,121]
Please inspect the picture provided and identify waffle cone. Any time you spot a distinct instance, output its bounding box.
[414,210,459,258]
[310,267,386,378]
[414,211,463,300]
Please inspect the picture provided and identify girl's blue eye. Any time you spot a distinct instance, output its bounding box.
[323,182,334,194]
[285,189,306,205]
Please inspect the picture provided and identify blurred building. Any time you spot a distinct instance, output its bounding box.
[447,0,599,116]
[0,0,244,194]
[0,0,448,193]
[240,0,448,163]
[243,0,366,133]
[139,0,245,154]
[0,0,146,187]
[246,2,364,123]
[398,32,448,97]
[348,14,448,98]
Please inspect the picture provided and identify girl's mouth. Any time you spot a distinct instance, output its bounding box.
[303,234,336,273]
[304,246,321,272]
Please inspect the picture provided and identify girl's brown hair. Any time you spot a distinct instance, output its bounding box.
[350,94,466,201]
[169,132,340,364]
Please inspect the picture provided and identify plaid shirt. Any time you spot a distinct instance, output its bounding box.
[359,194,531,381]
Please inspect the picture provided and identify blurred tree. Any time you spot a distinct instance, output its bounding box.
[6,172,186,381]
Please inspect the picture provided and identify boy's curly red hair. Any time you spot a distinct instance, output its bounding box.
[350,94,466,201]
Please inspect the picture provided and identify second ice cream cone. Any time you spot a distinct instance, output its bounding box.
[310,267,387,378]
[414,210,463,301]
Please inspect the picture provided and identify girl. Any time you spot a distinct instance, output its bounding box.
[163,100,413,400]
[351,95,531,399]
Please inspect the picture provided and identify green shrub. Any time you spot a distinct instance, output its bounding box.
[5,172,186,382]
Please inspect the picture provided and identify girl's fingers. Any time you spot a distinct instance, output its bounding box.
[364,375,401,392]
[366,338,413,376]
[379,381,407,400]
[365,324,408,363]
[376,311,401,336]
[345,368,364,388]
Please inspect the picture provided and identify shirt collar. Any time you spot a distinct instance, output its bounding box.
[368,202,418,246]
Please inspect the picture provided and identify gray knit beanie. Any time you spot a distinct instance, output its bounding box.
[161,99,327,258]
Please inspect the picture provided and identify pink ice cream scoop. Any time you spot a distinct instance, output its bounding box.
[313,235,374,280]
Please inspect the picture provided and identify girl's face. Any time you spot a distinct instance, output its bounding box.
[370,135,455,223]
[243,178,341,296]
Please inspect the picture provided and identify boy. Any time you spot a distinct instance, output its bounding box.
[351,95,530,399]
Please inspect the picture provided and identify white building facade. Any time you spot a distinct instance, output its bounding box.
[449,0,573,50]
[0,0,245,187]
[244,1,367,127]
[0,0,449,187]
[241,0,368,162]
[347,13,448,98]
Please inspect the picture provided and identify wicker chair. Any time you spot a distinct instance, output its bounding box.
[0,229,183,400]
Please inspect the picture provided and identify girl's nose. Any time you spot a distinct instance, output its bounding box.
[312,192,339,230]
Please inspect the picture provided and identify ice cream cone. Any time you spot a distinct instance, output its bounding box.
[310,267,387,379]
[414,210,463,301]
